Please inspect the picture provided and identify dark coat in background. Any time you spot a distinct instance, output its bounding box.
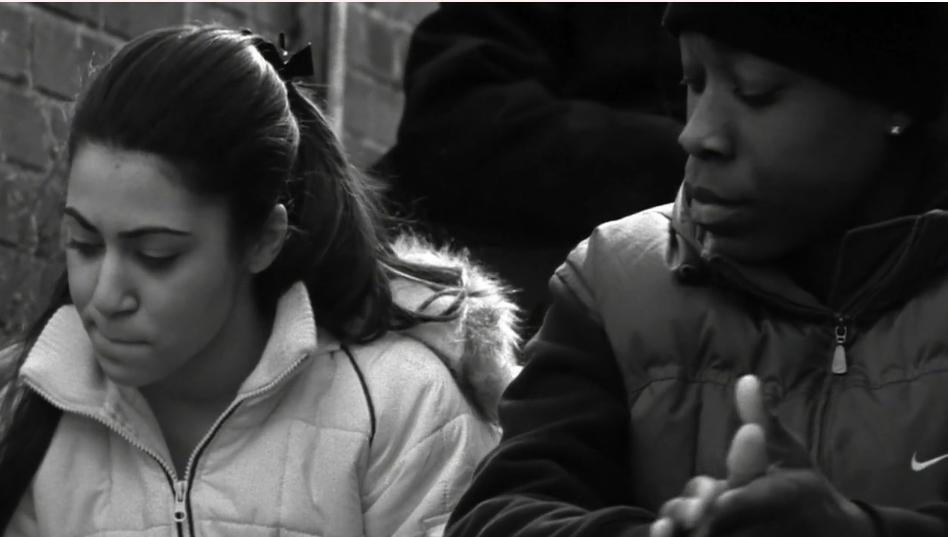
[374,3,687,332]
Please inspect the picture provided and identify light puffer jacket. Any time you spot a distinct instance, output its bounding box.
[5,237,522,537]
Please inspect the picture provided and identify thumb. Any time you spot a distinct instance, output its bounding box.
[734,374,816,471]
[727,375,769,488]
[727,423,768,488]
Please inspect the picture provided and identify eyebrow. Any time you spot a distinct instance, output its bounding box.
[63,207,192,239]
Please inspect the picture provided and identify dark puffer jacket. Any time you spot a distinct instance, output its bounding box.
[446,166,948,536]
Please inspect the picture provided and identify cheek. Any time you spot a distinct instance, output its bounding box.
[748,110,884,212]
[66,253,97,312]
[143,253,245,352]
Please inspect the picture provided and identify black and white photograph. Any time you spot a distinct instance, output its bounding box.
[1,2,947,537]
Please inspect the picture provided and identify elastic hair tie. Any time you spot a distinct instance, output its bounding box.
[242,29,315,82]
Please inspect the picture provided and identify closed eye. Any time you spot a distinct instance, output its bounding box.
[136,252,179,271]
[63,240,103,258]
[733,87,780,108]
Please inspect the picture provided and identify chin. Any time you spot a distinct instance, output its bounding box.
[93,350,163,389]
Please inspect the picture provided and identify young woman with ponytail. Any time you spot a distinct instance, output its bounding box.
[0,25,520,537]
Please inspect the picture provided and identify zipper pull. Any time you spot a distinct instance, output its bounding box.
[832,321,848,375]
[173,480,188,523]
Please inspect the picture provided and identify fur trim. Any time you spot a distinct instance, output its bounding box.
[390,234,522,424]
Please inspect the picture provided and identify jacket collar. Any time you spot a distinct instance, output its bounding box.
[669,174,948,319]
[20,282,323,424]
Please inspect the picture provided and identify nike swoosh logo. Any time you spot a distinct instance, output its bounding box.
[911,452,948,471]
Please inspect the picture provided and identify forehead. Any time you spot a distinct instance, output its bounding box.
[66,144,224,231]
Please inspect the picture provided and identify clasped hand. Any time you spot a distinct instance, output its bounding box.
[649,376,876,537]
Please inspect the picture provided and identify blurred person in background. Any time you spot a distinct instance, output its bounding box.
[374,3,687,338]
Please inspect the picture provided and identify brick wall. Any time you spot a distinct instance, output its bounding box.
[342,2,436,169]
[0,2,435,343]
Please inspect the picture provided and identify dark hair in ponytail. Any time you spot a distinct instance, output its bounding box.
[267,76,471,341]
[0,25,475,528]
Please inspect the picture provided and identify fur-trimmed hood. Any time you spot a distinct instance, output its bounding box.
[389,234,522,424]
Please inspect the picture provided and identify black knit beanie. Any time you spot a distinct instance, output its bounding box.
[663,3,948,122]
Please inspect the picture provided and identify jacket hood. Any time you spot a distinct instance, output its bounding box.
[388,234,522,424]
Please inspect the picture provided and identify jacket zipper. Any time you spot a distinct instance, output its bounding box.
[831,315,849,375]
[22,379,187,537]
[23,351,310,537]
[809,314,853,476]
[172,352,312,537]
[815,250,907,471]
[173,480,187,524]
[707,223,920,474]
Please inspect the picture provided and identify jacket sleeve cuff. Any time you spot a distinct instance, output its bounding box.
[853,500,948,537]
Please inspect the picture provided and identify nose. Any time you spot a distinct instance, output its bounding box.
[89,251,138,319]
[678,89,733,161]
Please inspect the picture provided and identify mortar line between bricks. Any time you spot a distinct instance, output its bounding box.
[24,2,36,90]
[0,73,28,87]
[31,86,74,104]
[0,237,23,251]
[74,26,125,49]
[357,5,417,33]
[30,3,101,28]
[348,68,404,93]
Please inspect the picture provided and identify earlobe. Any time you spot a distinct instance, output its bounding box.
[887,111,912,136]
[248,204,289,274]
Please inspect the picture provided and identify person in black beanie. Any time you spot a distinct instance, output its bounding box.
[445,3,948,537]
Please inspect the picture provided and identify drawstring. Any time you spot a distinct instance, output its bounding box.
[341,344,376,445]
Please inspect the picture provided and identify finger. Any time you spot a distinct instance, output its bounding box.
[682,475,721,499]
[678,498,708,530]
[659,497,686,519]
[659,497,707,531]
[686,477,728,525]
[689,479,729,537]
[735,375,767,427]
[727,423,768,487]
[734,376,817,472]
[663,478,728,533]
[650,517,676,537]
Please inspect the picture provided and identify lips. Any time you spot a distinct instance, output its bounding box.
[687,184,751,207]
[93,326,146,346]
[685,183,756,236]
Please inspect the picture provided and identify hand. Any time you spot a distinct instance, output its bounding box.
[650,376,770,537]
[707,468,876,537]
[650,476,727,537]
[708,376,876,537]
[651,376,877,537]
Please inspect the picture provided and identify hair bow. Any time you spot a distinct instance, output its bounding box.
[243,29,315,81]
